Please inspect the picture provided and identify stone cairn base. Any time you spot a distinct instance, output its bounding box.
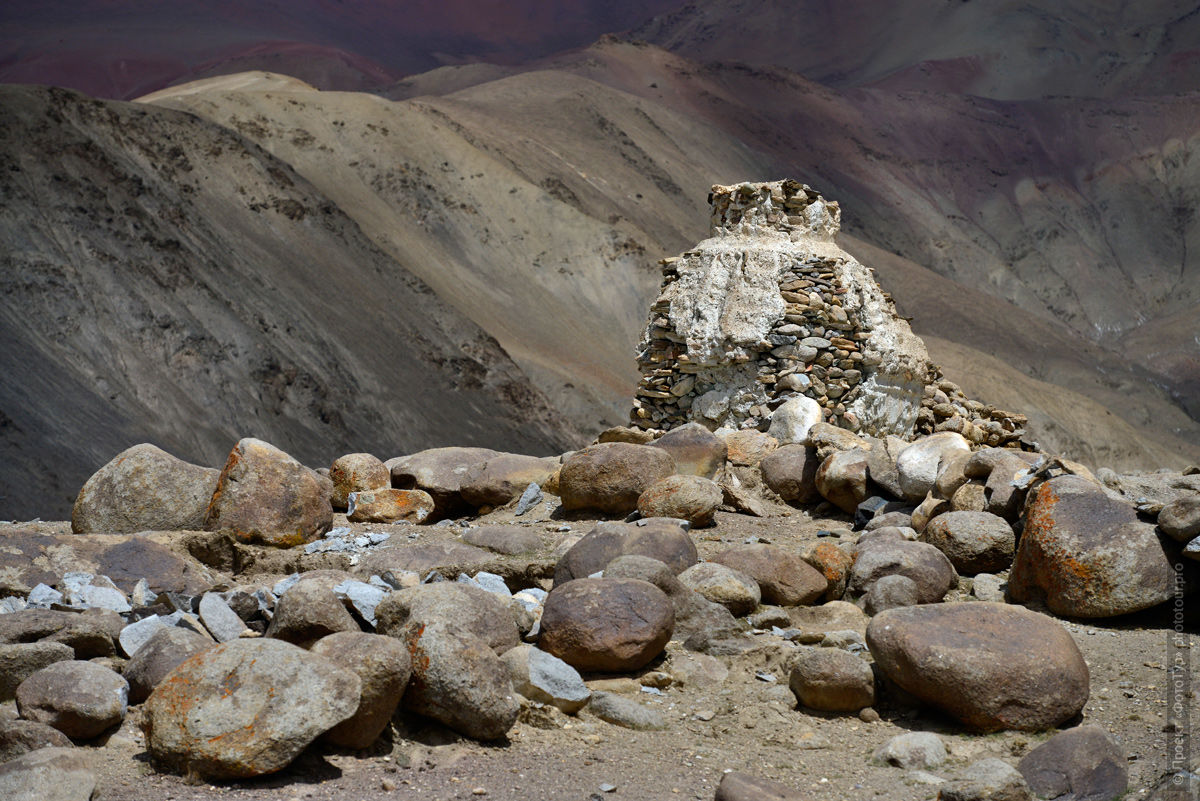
[629,179,1027,448]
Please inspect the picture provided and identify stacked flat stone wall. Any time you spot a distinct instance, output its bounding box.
[630,180,1027,448]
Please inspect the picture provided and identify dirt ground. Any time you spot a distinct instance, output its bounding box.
[5,503,1196,800]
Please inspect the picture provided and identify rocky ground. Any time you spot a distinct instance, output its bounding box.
[2,503,1194,801]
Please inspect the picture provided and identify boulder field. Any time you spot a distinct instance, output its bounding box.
[0,420,1193,798]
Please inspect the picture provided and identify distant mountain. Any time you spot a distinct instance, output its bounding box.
[0,0,682,99]
[634,0,1200,99]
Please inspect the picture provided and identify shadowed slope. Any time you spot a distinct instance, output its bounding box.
[0,85,575,519]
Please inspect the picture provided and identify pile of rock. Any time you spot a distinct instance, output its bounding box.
[629,180,1026,447]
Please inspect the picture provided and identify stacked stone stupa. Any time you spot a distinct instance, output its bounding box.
[630,180,1027,447]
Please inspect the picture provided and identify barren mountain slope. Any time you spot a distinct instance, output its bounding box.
[634,0,1200,99]
[0,85,575,520]
[141,72,780,431]
[367,43,1200,464]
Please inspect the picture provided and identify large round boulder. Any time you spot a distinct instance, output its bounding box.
[204,438,331,547]
[72,443,219,534]
[15,660,128,739]
[815,449,870,514]
[553,519,697,585]
[848,538,958,604]
[636,475,723,527]
[539,578,674,672]
[867,603,1089,731]
[760,444,821,505]
[896,432,972,503]
[650,423,727,479]
[329,452,390,511]
[1009,476,1175,617]
[400,623,519,740]
[557,443,676,515]
[375,581,519,656]
[310,632,411,749]
[142,639,360,779]
[712,544,827,606]
[920,511,1015,575]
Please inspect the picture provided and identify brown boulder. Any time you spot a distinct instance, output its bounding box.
[723,430,779,467]
[72,443,218,534]
[867,603,1089,731]
[265,574,360,646]
[204,438,331,547]
[789,646,875,713]
[558,443,676,515]
[712,544,826,606]
[921,511,1015,575]
[539,578,674,672]
[459,454,558,507]
[815,449,870,514]
[760,444,821,505]
[636,475,723,527]
[329,453,390,511]
[388,446,501,519]
[1010,476,1175,617]
[848,538,958,603]
[347,488,434,524]
[553,519,697,585]
[650,423,726,479]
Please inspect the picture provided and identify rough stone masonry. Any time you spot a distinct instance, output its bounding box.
[630,180,1027,447]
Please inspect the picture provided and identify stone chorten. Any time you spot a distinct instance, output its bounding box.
[630,180,1026,446]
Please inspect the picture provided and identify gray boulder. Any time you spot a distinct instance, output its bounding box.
[0,747,96,801]
[0,719,72,763]
[0,642,74,702]
[921,511,1015,575]
[310,632,411,749]
[788,646,874,712]
[375,582,519,655]
[554,519,697,585]
[16,660,128,739]
[501,645,591,714]
[71,443,218,534]
[586,691,666,730]
[939,758,1032,801]
[400,623,519,741]
[124,625,214,703]
[872,731,947,769]
[1017,725,1128,801]
[142,638,360,779]
[848,538,958,603]
[677,562,761,616]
